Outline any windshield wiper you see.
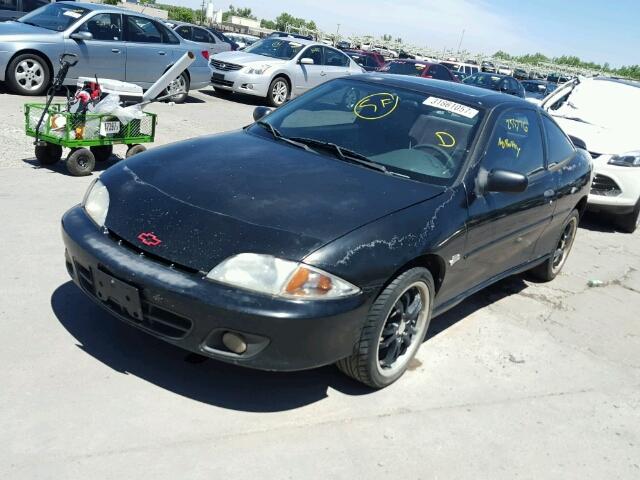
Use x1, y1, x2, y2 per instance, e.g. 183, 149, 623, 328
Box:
288, 137, 389, 174
256, 121, 316, 153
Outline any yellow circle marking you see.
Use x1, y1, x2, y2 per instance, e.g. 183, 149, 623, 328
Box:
353, 93, 399, 120
435, 131, 456, 148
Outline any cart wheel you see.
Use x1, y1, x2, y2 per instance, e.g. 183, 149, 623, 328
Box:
126, 144, 147, 158
66, 148, 95, 177
90, 145, 113, 162
35, 143, 63, 165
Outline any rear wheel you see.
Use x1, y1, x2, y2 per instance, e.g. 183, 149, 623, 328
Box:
163, 72, 189, 104
7, 53, 50, 96
337, 268, 434, 388
35, 143, 62, 165
615, 200, 640, 233
529, 210, 579, 281
66, 148, 95, 176
90, 145, 113, 162
267, 77, 289, 107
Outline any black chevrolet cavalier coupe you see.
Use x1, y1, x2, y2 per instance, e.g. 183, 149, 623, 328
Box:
62, 75, 592, 388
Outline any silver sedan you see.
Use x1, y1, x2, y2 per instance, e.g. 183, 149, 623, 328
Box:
0, 2, 211, 102
210, 37, 365, 107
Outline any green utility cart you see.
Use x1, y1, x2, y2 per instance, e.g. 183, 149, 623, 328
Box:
25, 103, 157, 176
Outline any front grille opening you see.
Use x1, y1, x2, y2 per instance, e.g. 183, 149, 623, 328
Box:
210, 59, 242, 71
591, 174, 621, 196
107, 230, 200, 275
212, 79, 234, 87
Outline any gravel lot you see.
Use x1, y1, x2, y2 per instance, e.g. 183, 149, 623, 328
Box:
1, 86, 639, 479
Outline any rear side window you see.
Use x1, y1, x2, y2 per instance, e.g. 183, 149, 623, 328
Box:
484, 109, 544, 176
324, 47, 349, 67
542, 116, 575, 165
126, 16, 162, 43
193, 27, 210, 43
175, 25, 191, 40
431, 65, 450, 80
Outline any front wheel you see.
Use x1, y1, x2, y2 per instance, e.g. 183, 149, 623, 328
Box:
337, 268, 434, 388
126, 144, 146, 158
66, 148, 95, 177
267, 77, 289, 107
7, 53, 50, 96
529, 209, 579, 281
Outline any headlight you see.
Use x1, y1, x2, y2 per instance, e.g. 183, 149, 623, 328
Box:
246, 64, 272, 75
82, 179, 109, 227
608, 151, 640, 167
206, 253, 360, 299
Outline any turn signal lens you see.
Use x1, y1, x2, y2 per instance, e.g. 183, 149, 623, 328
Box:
285, 267, 333, 296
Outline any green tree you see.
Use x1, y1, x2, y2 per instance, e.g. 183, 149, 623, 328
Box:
167, 6, 195, 23
222, 5, 257, 22
102, 0, 118, 5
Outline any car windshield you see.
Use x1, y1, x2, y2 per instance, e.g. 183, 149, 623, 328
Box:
19, 3, 89, 32
464, 73, 501, 88
244, 38, 305, 60
251, 79, 485, 186
381, 61, 428, 76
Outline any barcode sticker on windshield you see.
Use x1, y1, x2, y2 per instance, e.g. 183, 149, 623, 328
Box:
63, 11, 82, 18
423, 97, 479, 118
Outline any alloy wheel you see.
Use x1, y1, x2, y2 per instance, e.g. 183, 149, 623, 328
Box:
552, 217, 578, 274
376, 282, 429, 377
271, 80, 288, 105
15, 59, 45, 91
167, 75, 187, 97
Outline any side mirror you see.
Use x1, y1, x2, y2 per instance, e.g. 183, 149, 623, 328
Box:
253, 106, 272, 121
484, 169, 528, 193
70, 31, 93, 41
300, 57, 314, 65
568, 134, 587, 150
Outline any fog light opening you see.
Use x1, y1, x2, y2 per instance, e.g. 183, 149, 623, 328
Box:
222, 332, 247, 354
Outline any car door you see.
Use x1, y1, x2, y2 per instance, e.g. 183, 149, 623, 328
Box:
462, 107, 557, 289
64, 12, 126, 82
292, 45, 325, 96
322, 46, 351, 80
123, 15, 173, 86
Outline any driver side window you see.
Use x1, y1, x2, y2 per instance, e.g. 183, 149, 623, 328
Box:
76, 13, 122, 41
484, 109, 544, 176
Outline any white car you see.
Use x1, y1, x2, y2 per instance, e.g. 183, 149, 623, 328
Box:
440, 61, 480, 76
497, 65, 513, 75
225, 33, 259, 49
210, 37, 364, 106
542, 77, 640, 232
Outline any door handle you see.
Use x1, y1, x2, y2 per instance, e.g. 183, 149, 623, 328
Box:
320, 71, 327, 76
158, 51, 166, 56
543, 189, 555, 197
111, 48, 120, 53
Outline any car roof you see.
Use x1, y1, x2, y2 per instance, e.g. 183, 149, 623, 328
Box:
72, 1, 152, 17
593, 77, 640, 88
347, 74, 531, 109
388, 59, 434, 65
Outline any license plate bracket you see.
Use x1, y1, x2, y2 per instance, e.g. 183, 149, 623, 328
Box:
93, 268, 143, 320
212, 72, 225, 81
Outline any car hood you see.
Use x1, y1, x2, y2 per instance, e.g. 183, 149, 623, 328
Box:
212, 50, 287, 67
100, 131, 445, 272
0, 21, 59, 41
551, 117, 637, 156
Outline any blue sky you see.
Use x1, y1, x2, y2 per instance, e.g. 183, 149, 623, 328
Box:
165, 0, 639, 67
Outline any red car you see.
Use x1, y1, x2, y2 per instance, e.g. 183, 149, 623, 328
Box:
344, 49, 386, 72
380, 60, 459, 82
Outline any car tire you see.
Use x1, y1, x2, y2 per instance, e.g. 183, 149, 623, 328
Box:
126, 144, 146, 158
615, 200, 640, 233
90, 145, 113, 162
267, 76, 289, 107
336, 267, 434, 388
529, 209, 580, 282
163, 72, 189, 104
66, 148, 95, 177
7, 53, 50, 96
35, 143, 62, 165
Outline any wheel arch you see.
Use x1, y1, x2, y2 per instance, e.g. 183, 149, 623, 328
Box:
385, 253, 446, 295
271, 72, 292, 90
575, 195, 588, 218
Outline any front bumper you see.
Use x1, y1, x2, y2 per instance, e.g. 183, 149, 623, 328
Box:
587, 155, 640, 213
61, 206, 369, 371
210, 67, 270, 97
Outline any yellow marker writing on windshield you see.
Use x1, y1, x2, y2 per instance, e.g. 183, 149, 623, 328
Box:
354, 93, 399, 120
435, 131, 456, 148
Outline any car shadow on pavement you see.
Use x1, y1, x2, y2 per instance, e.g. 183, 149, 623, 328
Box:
201, 88, 266, 107
51, 281, 372, 412
22, 155, 123, 175
426, 276, 528, 340
578, 211, 620, 233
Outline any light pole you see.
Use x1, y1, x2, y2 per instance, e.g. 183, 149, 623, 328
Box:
456, 28, 465, 54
